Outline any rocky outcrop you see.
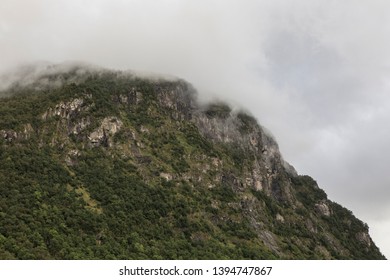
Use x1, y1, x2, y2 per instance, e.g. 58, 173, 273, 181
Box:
117, 88, 143, 106
1, 129, 18, 143
42, 98, 87, 120
40, 97, 92, 137
65, 149, 81, 166
356, 232, 371, 247
160, 172, 173, 181
88, 117, 123, 147
22, 124, 34, 139
193, 113, 242, 143
315, 201, 331, 216
1, 124, 34, 142
276, 213, 285, 223
157, 84, 196, 120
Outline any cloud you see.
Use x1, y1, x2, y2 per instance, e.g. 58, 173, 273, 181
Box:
1, 0, 390, 257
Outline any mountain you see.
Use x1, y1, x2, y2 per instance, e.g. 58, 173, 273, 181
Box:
0, 64, 385, 259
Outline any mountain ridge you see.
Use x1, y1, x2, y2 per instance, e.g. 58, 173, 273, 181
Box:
0, 64, 385, 259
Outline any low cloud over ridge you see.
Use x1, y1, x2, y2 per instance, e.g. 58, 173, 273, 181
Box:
1, 0, 390, 258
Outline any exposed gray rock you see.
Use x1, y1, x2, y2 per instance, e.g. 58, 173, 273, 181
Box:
140, 126, 150, 134
0, 126, 33, 142
65, 149, 81, 166
157, 84, 196, 120
1, 129, 18, 142
117, 88, 143, 106
160, 172, 173, 181
315, 201, 331, 216
306, 219, 318, 233
356, 232, 371, 247
42, 98, 86, 120
276, 213, 285, 223
88, 117, 123, 147
259, 230, 280, 254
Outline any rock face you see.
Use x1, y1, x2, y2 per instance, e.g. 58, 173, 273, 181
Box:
315, 201, 331, 217
42, 98, 86, 120
1, 129, 18, 143
356, 232, 371, 247
88, 117, 123, 147
0, 65, 385, 260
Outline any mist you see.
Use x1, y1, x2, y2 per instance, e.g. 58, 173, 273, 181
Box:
1, 0, 390, 258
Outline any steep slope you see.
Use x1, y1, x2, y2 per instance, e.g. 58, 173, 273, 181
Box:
0, 65, 385, 259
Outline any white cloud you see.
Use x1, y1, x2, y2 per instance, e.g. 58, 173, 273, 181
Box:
1, 0, 389, 258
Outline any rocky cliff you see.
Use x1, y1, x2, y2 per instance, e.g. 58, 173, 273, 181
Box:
0, 65, 385, 259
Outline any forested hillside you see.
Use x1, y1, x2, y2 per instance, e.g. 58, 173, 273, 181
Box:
0, 65, 385, 259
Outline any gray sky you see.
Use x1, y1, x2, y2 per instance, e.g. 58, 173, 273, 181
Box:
1, 0, 389, 258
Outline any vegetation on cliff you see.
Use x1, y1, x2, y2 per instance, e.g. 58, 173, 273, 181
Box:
0, 65, 385, 259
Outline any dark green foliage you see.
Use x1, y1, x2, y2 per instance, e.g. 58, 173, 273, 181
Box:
292, 175, 327, 207
251, 189, 279, 217
180, 124, 218, 157
204, 103, 231, 119
210, 185, 236, 203
0, 141, 276, 259
237, 111, 257, 133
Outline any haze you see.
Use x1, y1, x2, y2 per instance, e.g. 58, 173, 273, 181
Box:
1, 0, 389, 258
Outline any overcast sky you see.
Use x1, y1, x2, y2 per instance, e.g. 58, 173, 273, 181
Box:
1, 0, 389, 258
